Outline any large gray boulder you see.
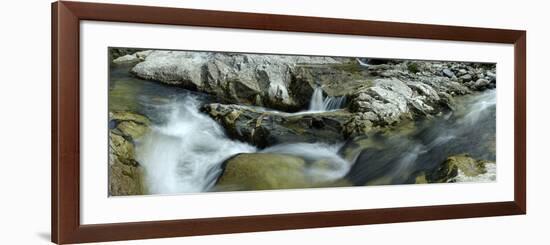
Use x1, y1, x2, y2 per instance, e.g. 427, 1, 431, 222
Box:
348, 77, 447, 127
131, 50, 349, 111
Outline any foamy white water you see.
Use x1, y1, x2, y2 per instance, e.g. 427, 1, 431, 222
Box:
309, 86, 346, 111
137, 95, 353, 194
137, 96, 256, 194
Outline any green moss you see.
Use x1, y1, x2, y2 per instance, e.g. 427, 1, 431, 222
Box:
415, 173, 428, 184
108, 131, 147, 196
109, 161, 146, 195
407, 62, 420, 74
449, 154, 487, 177
425, 154, 488, 183
116, 121, 149, 139
110, 111, 150, 125
108, 111, 151, 196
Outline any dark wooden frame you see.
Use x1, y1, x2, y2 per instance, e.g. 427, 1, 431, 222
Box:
52, 1, 526, 244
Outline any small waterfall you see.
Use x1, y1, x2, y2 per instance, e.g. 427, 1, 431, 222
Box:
308, 86, 347, 111
323, 96, 347, 111
356, 58, 370, 67
309, 86, 325, 111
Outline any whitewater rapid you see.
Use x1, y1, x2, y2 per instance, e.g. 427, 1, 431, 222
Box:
136, 96, 256, 194
137, 95, 351, 194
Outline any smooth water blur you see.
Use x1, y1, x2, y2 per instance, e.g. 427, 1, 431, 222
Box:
109, 65, 203, 121
136, 96, 257, 194
262, 143, 350, 181
110, 66, 353, 194
347, 89, 496, 185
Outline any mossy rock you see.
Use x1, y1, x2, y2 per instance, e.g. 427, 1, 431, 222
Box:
109, 111, 151, 139
110, 111, 151, 126
109, 157, 146, 196
109, 133, 136, 166
116, 121, 149, 139
310, 159, 340, 171
426, 154, 488, 183
406, 62, 421, 74
447, 154, 487, 177
414, 173, 428, 184
108, 132, 146, 195
108, 111, 151, 196
215, 153, 310, 191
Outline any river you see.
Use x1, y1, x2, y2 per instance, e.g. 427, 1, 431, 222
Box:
109, 66, 496, 194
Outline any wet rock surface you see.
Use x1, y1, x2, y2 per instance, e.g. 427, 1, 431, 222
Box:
422, 154, 492, 183
202, 103, 353, 148
108, 111, 150, 196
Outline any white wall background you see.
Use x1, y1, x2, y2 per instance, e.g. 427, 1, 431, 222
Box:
0, 0, 546, 244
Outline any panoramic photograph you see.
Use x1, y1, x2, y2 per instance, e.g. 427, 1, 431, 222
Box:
108, 48, 496, 196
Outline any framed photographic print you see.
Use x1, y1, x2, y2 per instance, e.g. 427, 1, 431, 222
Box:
52, 1, 526, 244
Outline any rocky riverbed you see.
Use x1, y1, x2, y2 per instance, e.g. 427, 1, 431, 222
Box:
108, 49, 496, 196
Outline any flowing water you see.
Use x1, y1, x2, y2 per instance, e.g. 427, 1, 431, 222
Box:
309, 86, 347, 111
110, 66, 496, 194
136, 96, 257, 193
261, 143, 350, 181
110, 67, 351, 194
346, 89, 496, 185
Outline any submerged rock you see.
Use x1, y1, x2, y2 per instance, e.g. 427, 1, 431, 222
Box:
214, 153, 308, 191
214, 152, 352, 191
202, 103, 353, 147
108, 111, 151, 196
337, 135, 374, 162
